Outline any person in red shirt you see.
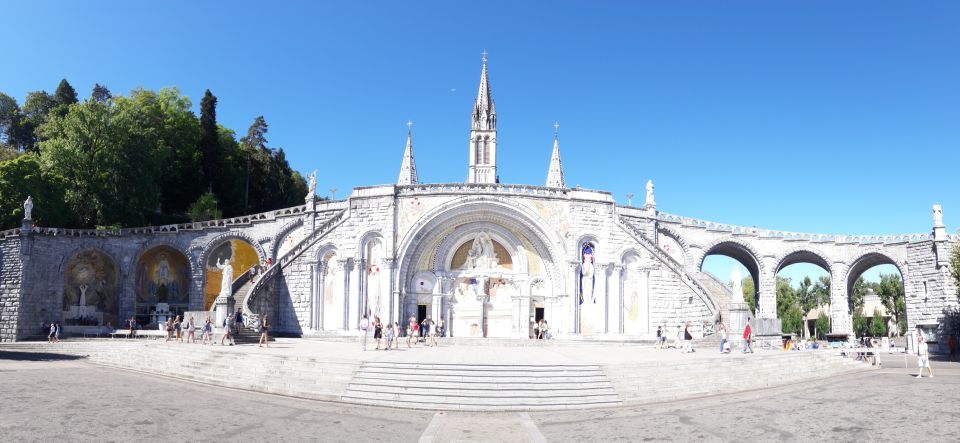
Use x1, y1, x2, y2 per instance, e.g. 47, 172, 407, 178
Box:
742, 320, 754, 354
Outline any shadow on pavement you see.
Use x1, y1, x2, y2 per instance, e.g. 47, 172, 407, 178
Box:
0, 350, 86, 361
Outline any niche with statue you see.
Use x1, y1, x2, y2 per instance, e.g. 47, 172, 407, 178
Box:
62, 250, 120, 328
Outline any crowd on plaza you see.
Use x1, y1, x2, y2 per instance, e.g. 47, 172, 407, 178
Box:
654, 320, 755, 354
357, 315, 449, 350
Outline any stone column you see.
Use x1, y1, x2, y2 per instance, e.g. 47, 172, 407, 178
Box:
569, 261, 580, 335
386, 258, 398, 324
830, 263, 851, 336
314, 263, 323, 331
343, 258, 356, 331
757, 262, 777, 319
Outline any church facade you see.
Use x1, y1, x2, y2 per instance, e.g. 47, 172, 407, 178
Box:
0, 56, 956, 342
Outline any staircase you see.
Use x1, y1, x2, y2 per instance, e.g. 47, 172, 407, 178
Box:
695, 272, 735, 326
341, 362, 622, 411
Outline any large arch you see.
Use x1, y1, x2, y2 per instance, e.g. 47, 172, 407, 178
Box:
845, 251, 907, 337
774, 248, 832, 275
62, 248, 121, 329
698, 239, 763, 304
199, 233, 267, 310
134, 245, 192, 325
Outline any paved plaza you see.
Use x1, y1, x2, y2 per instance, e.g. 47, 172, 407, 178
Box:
1, 345, 957, 442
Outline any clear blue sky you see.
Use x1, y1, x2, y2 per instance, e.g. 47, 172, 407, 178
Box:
3, 1, 956, 283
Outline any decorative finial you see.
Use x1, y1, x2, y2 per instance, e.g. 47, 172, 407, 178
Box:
553, 122, 560, 137
407, 120, 413, 133
481, 49, 488, 64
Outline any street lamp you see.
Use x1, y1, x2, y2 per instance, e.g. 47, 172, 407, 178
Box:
329, 188, 337, 200
626, 193, 634, 207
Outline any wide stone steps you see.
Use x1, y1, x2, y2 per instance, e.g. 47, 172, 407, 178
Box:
340, 362, 622, 411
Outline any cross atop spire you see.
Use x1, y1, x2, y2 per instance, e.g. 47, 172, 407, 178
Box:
545, 123, 565, 188
553, 122, 560, 137
397, 121, 418, 185
472, 50, 496, 131
481, 49, 488, 64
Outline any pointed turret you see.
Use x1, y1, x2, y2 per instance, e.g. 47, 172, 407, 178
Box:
545, 123, 565, 188
397, 121, 418, 185
468, 50, 499, 184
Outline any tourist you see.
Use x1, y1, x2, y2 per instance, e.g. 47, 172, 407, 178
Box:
385, 323, 395, 350
359, 315, 370, 351
201, 317, 213, 345
718, 323, 728, 353
373, 316, 383, 350
48, 322, 57, 343
220, 313, 234, 346
428, 318, 438, 347
249, 265, 258, 284
948, 335, 956, 362
235, 308, 244, 334
436, 319, 446, 342
127, 317, 137, 339
916, 335, 933, 378
173, 315, 183, 343
186, 315, 196, 344
541, 320, 550, 340
259, 314, 270, 347
742, 320, 753, 354
682, 322, 694, 353
407, 317, 418, 348
165, 318, 173, 341
536, 319, 545, 340
54, 322, 61, 342
421, 317, 431, 345
655, 325, 663, 350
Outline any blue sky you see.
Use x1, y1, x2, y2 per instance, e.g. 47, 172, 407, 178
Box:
3, 1, 956, 284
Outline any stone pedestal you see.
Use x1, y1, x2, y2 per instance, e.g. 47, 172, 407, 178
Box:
214, 296, 229, 328
21, 219, 33, 233
727, 302, 750, 343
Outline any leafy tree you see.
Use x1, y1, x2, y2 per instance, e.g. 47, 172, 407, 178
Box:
742, 276, 756, 315
91, 83, 112, 103
815, 314, 830, 339
776, 277, 804, 335
870, 308, 886, 337
52, 79, 78, 117
852, 307, 867, 337
188, 192, 223, 221
153, 88, 203, 215
240, 115, 269, 213
198, 89, 219, 190
17, 91, 57, 152
951, 243, 960, 302
876, 273, 905, 335
0, 92, 18, 147
0, 145, 20, 162
0, 154, 72, 228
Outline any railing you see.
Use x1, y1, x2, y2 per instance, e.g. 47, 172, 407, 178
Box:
395, 182, 613, 202
242, 209, 349, 328
617, 217, 719, 315
653, 211, 935, 245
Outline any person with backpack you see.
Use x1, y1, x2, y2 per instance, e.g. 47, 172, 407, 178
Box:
259, 314, 270, 348
220, 313, 235, 346
201, 317, 213, 345
234, 308, 244, 334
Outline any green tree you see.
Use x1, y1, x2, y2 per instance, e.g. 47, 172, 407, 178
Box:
153, 88, 203, 216
198, 89, 219, 190
52, 79, 78, 117
951, 243, 960, 302
240, 115, 269, 213
188, 191, 222, 222
742, 275, 756, 315
815, 314, 830, 339
0, 154, 71, 228
876, 273, 905, 335
0, 92, 18, 148
776, 276, 803, 335
18, 91, 57, 152
870, 308, 886, 337
91, 83, 112, 103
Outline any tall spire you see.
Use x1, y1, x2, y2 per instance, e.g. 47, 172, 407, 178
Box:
468, 50, 499, 184
397, 120, 418, 185
545, 122, 565, 188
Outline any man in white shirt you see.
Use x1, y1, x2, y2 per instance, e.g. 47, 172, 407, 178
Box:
359, 315, 370, 351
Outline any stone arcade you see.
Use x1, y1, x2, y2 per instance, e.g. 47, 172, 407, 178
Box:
0, 56, 957, 342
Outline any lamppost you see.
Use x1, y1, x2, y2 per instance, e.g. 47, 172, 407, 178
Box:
329, 188, 337, 200
626, 193, 634, 207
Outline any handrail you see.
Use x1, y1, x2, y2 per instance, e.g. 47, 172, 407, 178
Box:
616, 217, 719, 315
242, 209, 349, 327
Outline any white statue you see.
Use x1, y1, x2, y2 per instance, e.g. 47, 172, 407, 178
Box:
23, 196, 33, 220
644, 180, 656, 207
730, 267, 743, 297
580, 258, 595, 303
216, 258, 234, 296
933, 203, 944, 227
78, 284, 88, 306
307, 170, 317, 200
460, 232, 499, 271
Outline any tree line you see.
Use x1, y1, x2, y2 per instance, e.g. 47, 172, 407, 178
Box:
739, 272, 905, 338
0, 80, 309, 229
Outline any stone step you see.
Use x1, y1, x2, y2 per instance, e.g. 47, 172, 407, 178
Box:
339, 397, 621, 411
352, 373, 611, 385
344, 383, 616, 397
340, 391, 622, 407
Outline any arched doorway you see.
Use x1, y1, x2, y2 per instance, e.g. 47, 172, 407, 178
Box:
62, 249, 120, 331
699, 241, 762, 314
203, 239, 261, 310
135, 246, 191, 326
317, 247, 344, 331
774, 250, 831, 339
846, 253, 905, 340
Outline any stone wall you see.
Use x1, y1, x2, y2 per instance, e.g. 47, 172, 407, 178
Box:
1, 237, 23, 342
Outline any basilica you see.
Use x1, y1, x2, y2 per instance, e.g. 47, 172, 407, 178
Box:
0, 56, 955, 342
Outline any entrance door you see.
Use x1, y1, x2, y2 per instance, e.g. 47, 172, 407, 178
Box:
417, 304, 427, 325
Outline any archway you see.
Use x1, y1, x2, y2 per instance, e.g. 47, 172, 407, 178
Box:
203, 239, 261, 309
316, 246, 344, 331
135, 245, 191, 326
774, 250, 831, 339
62, 249, 120, 331
699, 241, 762, 313
845, 252, 905, 340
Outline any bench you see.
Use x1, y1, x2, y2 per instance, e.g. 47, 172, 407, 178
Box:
109, 329, 167, 340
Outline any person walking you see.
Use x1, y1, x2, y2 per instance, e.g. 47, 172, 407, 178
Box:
165, 318, 173, 342
916, 335, 933, 378
948, 335, 956, 362
385, 323, 395, 350
259, 314, 270, 347
421, 318, 432, 346
742, 320, 754, 354
656, 325, 663, 350
718, 323, 729, 353
48, 322, 57, 343
407, 317, 419, 348
436, 319, 445, 344
127, 317, 137, 339
201, 317, 213, 345
373, 316, 383, 350
428, 318, 438, 347
359, 315, 370, 351
220, 313, 234, 346
234, 308, 244, 335
186, 315, 196, 344
173, 315, 183, 343
682, 322, 694, 353
54, 322, 61, 342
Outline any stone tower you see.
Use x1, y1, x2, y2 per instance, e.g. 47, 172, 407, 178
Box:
397, 121, 418, 185
468, 51, 498, 184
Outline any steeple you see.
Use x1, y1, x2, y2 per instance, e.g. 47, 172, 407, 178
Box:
545, 123, 565, 188
468, 50, 498, 184
397, 120, 418, 185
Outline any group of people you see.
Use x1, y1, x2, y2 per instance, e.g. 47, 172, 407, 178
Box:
359, 315, 446, 350
533, 319, 550, 339
46, 322, 62, 342
151, 308, 269, 347
655, 320, 755, 354
248, 258, 274, 285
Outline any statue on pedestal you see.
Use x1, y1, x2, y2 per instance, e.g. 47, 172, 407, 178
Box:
307, 170, 317, 200
78, 284, 88, 306
730, 267, 743, 298
23, 196, 33, 220
216, 258, 234, 297
644, 180, 656, 207
933, 203, 944, 227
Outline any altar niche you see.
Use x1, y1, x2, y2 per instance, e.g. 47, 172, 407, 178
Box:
203, 239, 260, 310
62, 249, 120, 329
135, 246, 191, 326
447, 232, 521, 338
